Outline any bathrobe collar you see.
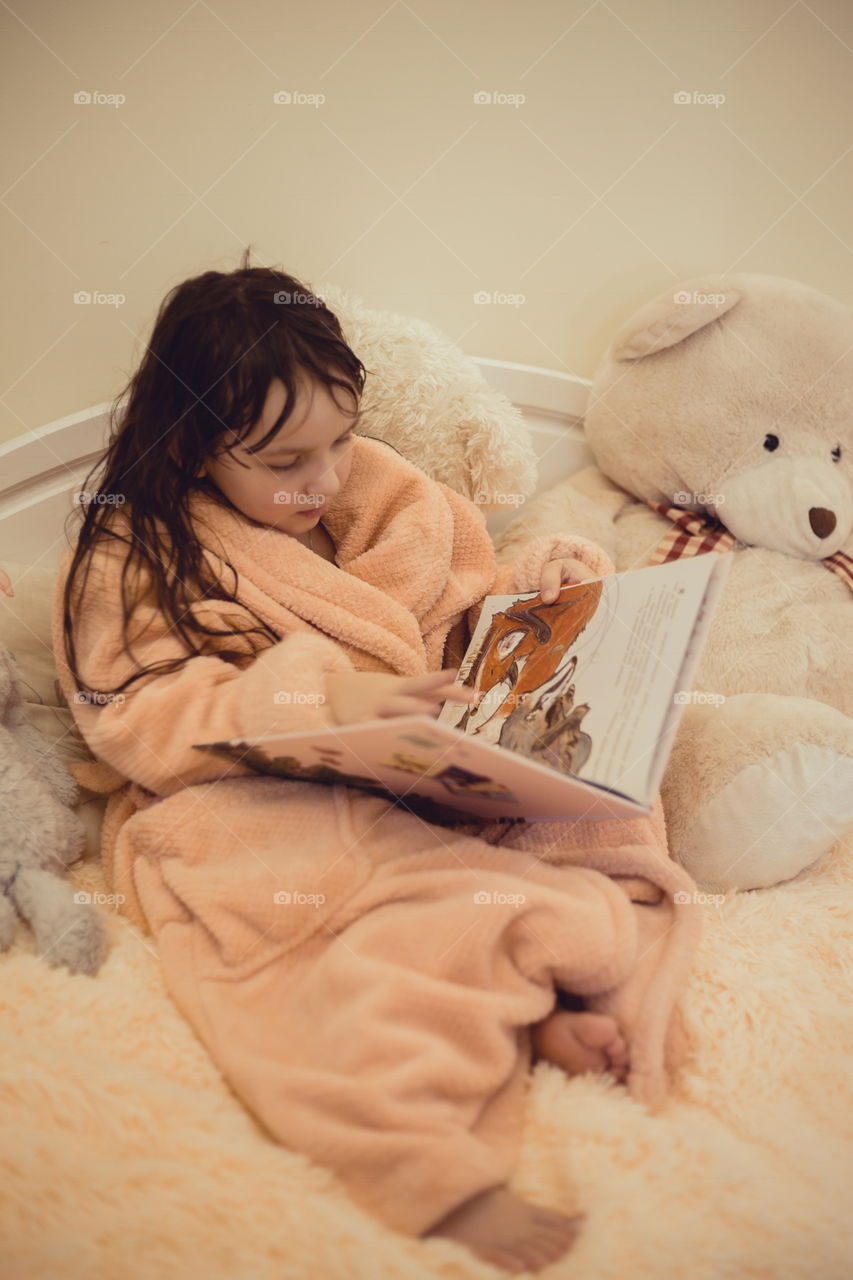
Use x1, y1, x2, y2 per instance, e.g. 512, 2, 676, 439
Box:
186, 434, 496, 674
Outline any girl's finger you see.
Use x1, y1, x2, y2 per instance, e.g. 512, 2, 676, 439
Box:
379, 696, 440, 718
447, 684, 476, 702
407, 669, 460, 689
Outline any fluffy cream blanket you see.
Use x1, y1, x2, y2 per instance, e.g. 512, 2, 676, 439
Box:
2, 832, 850, 1278
2, 423, 850, 1273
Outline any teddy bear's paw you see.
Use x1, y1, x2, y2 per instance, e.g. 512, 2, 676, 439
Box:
676, 744, 853, 892
7, 865, 109, 975
661, 693, 853, 892
41, 910, 109, 976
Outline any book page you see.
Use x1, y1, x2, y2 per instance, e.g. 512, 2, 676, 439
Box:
437, 555, 722, 801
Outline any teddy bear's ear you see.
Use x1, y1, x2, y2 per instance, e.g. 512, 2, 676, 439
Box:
610, 278, 745, 362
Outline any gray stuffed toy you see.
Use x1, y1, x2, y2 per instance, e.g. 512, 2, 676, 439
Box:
0, 569, 107, 975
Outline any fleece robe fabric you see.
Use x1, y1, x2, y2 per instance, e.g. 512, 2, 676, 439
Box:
51, 433, 702, 1238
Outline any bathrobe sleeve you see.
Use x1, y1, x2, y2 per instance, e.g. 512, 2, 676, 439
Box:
441, 485, 616, 669
51, 542, 357, 800
487, 529, 616, 596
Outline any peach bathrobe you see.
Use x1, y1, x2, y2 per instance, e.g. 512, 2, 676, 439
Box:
52, 435, 702, 1238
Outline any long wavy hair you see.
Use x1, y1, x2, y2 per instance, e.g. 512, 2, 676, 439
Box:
61, 247, 397, 700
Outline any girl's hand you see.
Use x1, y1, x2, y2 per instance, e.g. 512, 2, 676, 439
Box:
538, 557, 598, 604
325, 667, 476, 727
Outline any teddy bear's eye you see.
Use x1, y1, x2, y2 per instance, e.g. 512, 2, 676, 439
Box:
763, 433, 780, 451
832, 444, 842, 462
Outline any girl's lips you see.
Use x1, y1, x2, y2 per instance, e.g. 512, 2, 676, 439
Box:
297, 504, 326, 517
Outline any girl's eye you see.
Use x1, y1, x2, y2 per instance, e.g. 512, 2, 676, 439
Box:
269, 432, 354, 473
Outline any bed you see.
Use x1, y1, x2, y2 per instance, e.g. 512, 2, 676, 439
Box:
0, 354, 849, 1279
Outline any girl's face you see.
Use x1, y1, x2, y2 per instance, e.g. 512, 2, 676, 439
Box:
200, 376, 358, 534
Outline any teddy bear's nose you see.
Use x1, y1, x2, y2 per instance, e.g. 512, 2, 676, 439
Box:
808, 507, 837, 538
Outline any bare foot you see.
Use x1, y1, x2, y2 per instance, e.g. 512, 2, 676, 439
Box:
531, 1009, 629, 1083
426, 1185, 583, 1273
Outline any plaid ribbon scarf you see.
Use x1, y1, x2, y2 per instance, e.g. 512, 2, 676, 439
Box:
645, 499, 853, 593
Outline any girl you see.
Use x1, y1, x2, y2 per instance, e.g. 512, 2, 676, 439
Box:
52, 250, 702, 1275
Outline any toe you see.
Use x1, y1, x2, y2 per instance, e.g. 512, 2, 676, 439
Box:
533, 1012, 620, 1075
609, 1033, 629, 1065
573, 1012, 622, 1048
490, 1246, 526, 1274
533, 1211, 585, 1251
526, 1240, 563, 1269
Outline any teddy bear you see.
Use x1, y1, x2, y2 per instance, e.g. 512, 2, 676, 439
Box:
494, 273, 853, 893
0, 568, 107, 974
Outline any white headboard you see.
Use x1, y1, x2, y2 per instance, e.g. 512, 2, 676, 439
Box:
0, 359, 593, 571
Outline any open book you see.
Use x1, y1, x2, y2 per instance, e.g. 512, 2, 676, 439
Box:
194, 553, 730, 824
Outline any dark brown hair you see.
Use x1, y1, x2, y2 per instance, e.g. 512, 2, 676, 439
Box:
62, 246, 394, 700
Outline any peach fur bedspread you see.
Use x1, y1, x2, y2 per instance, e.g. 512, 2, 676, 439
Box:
0, 433, 845, 1274
44, 433, 705, 1236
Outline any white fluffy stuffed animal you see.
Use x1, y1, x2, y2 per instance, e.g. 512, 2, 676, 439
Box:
495, 274, 853, 893
0, 569, 107, 974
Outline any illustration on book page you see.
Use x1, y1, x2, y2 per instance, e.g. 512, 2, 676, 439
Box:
443, 580, 606, 776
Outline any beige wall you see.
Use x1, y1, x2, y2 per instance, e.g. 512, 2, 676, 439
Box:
2, 0, 852, 445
